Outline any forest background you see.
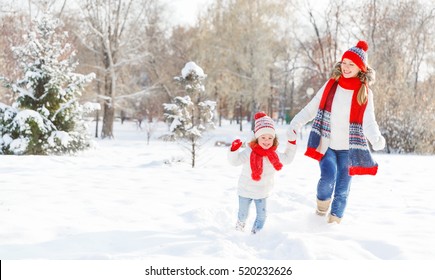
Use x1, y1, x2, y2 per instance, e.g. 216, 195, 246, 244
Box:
1, 0, 434, 154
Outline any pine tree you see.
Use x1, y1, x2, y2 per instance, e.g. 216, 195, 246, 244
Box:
0, 14, 95, 155
163, 62, 216, 167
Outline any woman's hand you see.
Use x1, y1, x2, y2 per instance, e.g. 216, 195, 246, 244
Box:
287, 129, 297, 145
371, 136, 386, 151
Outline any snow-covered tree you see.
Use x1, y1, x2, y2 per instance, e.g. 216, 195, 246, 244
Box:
0, 14, 95, 155
163, 62, 216, 167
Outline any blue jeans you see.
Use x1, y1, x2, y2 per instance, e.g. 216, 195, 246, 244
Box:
238, 196, 267, 232
317, 148, 352, 218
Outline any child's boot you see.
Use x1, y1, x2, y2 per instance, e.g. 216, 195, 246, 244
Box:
327, 214, 342, 224
316, 199, 331, 216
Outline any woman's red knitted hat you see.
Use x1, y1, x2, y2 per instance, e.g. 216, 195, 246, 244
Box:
342, 40, 369, 72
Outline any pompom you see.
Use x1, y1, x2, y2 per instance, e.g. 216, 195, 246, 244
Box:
254, 111, 267, 120
356, 40, 368, 51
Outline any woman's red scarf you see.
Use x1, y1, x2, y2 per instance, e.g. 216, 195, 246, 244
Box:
305, 77, 378, 175
249, 142, 283, 181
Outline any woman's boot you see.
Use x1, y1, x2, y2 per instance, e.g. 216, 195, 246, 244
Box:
316, 199, 331, 216
327, 213, 342, 224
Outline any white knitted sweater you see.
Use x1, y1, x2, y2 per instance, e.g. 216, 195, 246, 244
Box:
228, 142, 296, 199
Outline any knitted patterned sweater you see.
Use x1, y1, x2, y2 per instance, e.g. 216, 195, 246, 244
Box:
290, 81, 382, 150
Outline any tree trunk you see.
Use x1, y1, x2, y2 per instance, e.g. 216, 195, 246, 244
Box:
101, 102, 114, 139
191, 140, 196, 168
101, 68, 115, 138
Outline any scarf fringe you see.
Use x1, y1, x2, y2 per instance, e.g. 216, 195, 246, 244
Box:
349, 166, 378, 176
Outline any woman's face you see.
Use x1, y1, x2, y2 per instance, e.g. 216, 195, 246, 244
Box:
258, 134, 274, 149
341, 58, 360, 78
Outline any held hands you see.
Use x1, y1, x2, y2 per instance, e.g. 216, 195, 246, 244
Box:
287, 129, 297, 145
371, 135, 386, 151
230, 139, 243, 151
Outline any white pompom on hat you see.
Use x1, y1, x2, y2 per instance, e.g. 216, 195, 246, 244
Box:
254, 111, 275, 138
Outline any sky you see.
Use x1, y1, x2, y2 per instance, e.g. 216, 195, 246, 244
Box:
1, 119, 434, 279
2, 0, 212, 27
162, 0, 213, 27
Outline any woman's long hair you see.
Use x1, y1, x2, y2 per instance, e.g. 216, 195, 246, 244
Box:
331, 62, 376, 105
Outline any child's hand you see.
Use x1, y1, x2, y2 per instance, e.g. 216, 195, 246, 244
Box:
230, 139, 243, 151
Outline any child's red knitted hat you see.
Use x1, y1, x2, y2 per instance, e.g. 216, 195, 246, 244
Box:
254, 112, 275, 138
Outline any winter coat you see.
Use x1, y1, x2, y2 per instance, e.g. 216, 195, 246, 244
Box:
228, 142, 296, 199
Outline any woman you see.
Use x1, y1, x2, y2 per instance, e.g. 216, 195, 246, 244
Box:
288, 41, 385, 224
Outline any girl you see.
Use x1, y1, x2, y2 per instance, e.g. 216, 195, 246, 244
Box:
288, 41, 385, 224
228, 112, 296, 234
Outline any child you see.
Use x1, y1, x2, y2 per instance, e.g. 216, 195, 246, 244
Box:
228, 111, 296, 234
288, 41, 385, 224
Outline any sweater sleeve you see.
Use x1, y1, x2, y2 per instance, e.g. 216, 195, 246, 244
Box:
289, 82, 326, 132
227, 146, 251, 166
363, 90, 383, 145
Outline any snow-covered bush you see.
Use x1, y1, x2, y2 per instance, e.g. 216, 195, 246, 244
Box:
163, 62, 216, 167
164, 95, 195, 141
0, 14, 95, 155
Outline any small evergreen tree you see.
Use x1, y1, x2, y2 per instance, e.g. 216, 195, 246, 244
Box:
163, 62, 216, 167
0, 14, 95, 155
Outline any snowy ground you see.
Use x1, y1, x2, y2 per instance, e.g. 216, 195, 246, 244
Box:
0, 119, 434, 261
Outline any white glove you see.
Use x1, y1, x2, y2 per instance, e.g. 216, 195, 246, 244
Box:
287, 128, 297, 142
371, 135, 386, 151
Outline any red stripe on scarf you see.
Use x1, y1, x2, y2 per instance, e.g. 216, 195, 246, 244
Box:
319, 79, 338, 109
249, 143, 283, 181
338, 77, 367, 123
349, 166, 378, 176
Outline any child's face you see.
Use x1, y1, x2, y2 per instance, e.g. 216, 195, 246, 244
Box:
258, 134, 275, 149
341, 58, 360, 78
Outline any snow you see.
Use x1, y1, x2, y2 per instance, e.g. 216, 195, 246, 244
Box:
181, 61, 206, 79
0, 118, 434, 262
47, 131, 72, 147
83, 102, 101, 112
13, 110, 50, 132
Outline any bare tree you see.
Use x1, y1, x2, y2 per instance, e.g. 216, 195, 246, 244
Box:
297, 0, 347, 81
351, 0, 435, 153
76, 0, 162, 138
0, 14, 28, 103
192, 0, 291, 130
